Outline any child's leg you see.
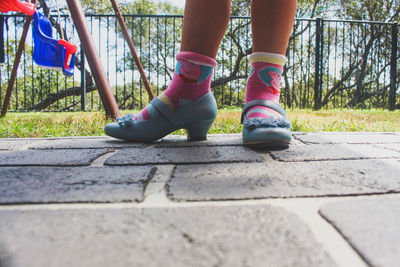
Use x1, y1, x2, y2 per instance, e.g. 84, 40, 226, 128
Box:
243, 0, 297, 145
105, 0, 231, 142
134, 0, 231, 121
251, 0, 297, 54
181, 0, 231, 58
246, 0, 297, 114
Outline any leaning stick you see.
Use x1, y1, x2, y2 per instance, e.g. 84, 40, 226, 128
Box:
109, 0, 154, 100
1, 1, 36, 117
66, 0, 120, 118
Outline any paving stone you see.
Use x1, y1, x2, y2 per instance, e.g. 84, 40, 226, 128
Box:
0, 205, 336, 267
295, 132, 400, 144
270, 143, 400, 162
374, 143, 400, 153
156, 134, 304, 147
168, 160, 400, 201
155, 134, 243, 147
0, 166, 154, 203
0, 139, 46, 150
30, 137, 144, 149
320, 198, 400, 267
0, 136, 107, 150
0, 149, 109, 166
105, 146, 266, 165
291, 131, 307, 135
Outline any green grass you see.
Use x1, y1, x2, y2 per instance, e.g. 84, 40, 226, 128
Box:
288, 109, 400, 132
0, 108, 399, 138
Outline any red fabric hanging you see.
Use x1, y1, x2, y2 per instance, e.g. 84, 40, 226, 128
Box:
0, 0, 35, 16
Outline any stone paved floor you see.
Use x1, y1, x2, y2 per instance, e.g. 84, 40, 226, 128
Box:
0, 132, 399, 267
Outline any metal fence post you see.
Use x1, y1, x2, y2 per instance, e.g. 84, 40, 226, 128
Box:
80, 46, 86, 111
0, 15, 3, 108
0, 15, 4, 64
314, 18, 322, 110
319, 19, 324, 108
389, 23, 398, 111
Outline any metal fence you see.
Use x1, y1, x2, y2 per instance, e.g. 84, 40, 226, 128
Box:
0, 14, 399, 112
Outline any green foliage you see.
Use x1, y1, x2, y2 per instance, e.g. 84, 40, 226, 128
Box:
77, 0, 114, 14
112, 81, 153, 110
340, 0, 400, 21
230, 0, 251, 16
79, 0, 183, 15
296, 0, 334, 18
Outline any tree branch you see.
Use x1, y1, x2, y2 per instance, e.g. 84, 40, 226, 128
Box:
28, 85, 96, 110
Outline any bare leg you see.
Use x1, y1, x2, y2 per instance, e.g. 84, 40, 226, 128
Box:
181, 0, 232, 58
251, 0, 297, 54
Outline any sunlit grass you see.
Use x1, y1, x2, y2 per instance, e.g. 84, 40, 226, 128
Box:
288, 109, 400, 132
0, 112, 111, 138
0, 108, 399, 138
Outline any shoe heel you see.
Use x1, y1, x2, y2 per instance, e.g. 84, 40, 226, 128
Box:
186, 120, 214, 141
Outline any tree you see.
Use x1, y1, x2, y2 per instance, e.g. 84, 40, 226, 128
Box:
320, 0, 400, 108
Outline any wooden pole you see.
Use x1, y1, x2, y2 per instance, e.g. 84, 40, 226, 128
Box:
1, 2, 36, 117
65, 0, 120, 119
109, 0, 154, 100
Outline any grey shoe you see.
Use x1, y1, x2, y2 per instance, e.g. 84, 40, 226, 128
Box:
241, 99, 292, 148
104, 92, 217, 142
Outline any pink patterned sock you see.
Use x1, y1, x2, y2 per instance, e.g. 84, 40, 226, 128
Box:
134, 51, 217, 121
245, 52, 287, 120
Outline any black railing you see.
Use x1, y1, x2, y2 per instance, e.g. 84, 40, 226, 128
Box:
0, 14, 399, 112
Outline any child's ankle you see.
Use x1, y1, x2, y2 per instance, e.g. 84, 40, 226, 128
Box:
245, 52, 287, 104
134, 51, 217, 121
163, 51, 217, 109
244, 52, 287, 120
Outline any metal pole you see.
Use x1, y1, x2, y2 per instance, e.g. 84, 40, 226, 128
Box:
109, 0, 154, 100
80, 45, 86, 111
0, 15, 3, 107
319, 18, 324, 109
314, 18, 322, 110
0, 15, 4, 64
389, 23, 398, 111
1, 2, 35, 117
65, 0, 120, 119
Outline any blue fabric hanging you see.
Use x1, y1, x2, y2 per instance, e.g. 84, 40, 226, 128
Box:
0, 15, 4, 64
32, 11, 77, 77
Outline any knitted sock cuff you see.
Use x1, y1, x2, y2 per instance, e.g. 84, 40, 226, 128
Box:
249, 52, 287, 66
177, 51, 217, 67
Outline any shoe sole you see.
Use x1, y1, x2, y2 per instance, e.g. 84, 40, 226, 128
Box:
243, 139, 290, 149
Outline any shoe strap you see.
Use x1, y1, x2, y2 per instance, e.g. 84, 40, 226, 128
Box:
241, 99, 287, 124
151, 97, 185, 128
